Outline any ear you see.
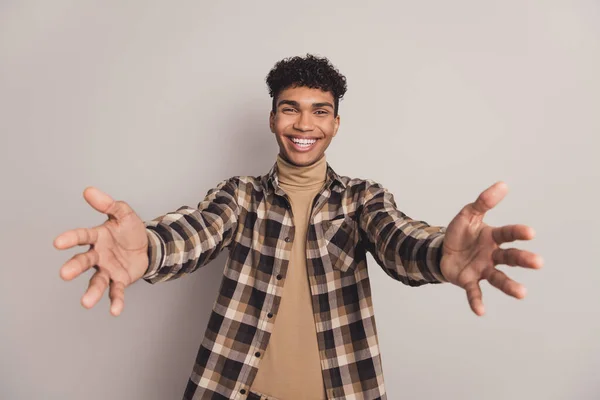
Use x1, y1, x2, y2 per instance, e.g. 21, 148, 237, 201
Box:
332, 114, 341, 137
269, 111, 275, 133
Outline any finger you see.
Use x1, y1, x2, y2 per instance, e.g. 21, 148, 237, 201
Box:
492, 248, 544, 269
492, 224, 535, 244
109, 281, 126, 316
468, 181, 508, 216
59, 249, 99, 281
464, 281, 485, 316
487, 268, 527, 299
83, 187, 134, 221
81, 269, 110, 309
54, 227, 99, 250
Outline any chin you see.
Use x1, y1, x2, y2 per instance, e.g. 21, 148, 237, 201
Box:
282, 151, 322, 167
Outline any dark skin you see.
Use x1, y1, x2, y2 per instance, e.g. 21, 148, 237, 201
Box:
270, 86, 340, 167
53, 85, 543, 317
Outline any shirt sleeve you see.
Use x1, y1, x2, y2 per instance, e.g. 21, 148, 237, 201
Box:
142, 178, 239, 284
358, 181, 448, 286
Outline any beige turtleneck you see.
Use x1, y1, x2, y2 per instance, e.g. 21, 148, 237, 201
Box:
250, 154, 327, 399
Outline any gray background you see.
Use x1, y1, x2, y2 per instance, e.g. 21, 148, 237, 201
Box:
1, 1, 599, 399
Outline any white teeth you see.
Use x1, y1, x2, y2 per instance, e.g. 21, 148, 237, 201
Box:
291, 138, 317, 147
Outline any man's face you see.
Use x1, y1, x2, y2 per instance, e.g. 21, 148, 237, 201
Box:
270, 86, 340, 167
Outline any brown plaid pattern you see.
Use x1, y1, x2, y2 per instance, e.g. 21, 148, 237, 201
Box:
143, 162, 447, 399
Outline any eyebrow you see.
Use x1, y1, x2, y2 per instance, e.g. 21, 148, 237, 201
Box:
277, 100, 334, 110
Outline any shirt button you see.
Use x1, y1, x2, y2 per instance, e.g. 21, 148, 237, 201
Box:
284, 237, 291, 242
255, 351, 261, 357
276, 274, 282, 280
240, 389, 246, 395
267, 312, 273, 318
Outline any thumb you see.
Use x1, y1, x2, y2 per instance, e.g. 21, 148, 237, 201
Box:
468, 181, 508, 216
83, 187, 133, 220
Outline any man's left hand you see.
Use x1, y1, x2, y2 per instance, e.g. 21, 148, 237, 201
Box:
440, 181, 544, 316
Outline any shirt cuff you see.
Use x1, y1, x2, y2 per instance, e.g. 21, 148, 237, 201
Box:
428, 232, 448, 283
143, 228, 165, 281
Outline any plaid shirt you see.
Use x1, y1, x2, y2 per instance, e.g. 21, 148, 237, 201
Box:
143, 161, 447, 400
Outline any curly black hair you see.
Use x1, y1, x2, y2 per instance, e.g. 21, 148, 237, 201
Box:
266, 54, 348, 117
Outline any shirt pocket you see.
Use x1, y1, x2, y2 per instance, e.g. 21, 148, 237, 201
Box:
321, 216, 360, 273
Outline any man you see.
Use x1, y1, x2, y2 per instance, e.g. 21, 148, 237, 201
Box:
54, 54, 543, 400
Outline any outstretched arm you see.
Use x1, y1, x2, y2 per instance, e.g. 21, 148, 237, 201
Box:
54, 178, 239, 316
359, 182, 447, 286
143, 178, 239, 284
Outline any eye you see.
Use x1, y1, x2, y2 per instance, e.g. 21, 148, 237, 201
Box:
315, 110, 328, 115
282, 108, 297, 113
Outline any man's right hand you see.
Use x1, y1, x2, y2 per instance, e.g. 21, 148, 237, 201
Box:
54, 187, 149, 316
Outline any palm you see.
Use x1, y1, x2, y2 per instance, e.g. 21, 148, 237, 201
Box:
439, 182, 543, 316
441, 211, 495, 284
54, 187, 149, 316
94, 213, 148, 283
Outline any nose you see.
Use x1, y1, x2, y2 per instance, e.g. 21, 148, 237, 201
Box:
293, 112, 314, 132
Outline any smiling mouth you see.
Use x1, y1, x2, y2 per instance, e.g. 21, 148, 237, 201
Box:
287, 136, 319, 151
